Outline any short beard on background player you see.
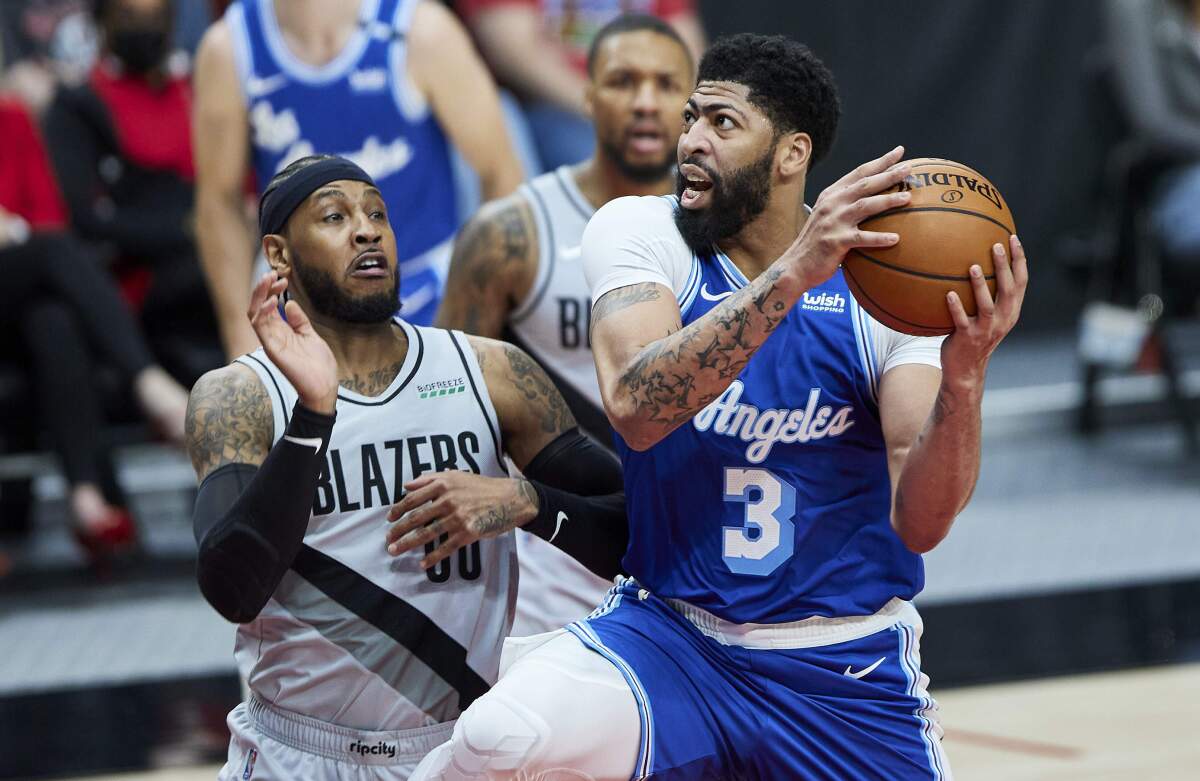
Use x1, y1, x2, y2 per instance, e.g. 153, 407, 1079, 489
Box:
674, 146, 774, 255
291, 250, 401, 324
599, 135, 676, 185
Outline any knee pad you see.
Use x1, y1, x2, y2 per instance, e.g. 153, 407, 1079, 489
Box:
446, 692, 550, 779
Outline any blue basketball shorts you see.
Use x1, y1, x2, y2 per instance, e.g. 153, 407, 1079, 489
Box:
567, 580, 951, 781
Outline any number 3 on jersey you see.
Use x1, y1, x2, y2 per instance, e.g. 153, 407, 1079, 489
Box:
722, 467, 796, 576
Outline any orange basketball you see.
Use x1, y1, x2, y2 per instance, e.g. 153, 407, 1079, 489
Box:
842, 158, 1017, 336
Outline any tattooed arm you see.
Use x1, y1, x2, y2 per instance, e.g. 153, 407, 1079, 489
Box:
387, 338, 628, 578
435, 193, 538, 337
185, 363, 274, 480
588, 149, 916, 451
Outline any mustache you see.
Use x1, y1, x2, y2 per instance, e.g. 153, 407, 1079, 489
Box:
678, 156, 722, 187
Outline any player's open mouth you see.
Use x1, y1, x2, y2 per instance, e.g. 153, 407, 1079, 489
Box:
679, 164, 714, 208
349, 250, 390, 278
627, 123, 666, 155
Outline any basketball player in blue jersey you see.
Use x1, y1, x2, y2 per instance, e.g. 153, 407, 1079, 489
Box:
410, 34, 1028, 781
193, 0, 523, 358
436, 14, 693, 637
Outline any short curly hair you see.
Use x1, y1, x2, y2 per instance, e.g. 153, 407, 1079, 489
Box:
697, 33, 841, 166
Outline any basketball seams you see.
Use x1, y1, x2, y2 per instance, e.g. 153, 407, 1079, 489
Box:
843, 263, 950, 336
862, 206, 1014, 237
847, 249, 997, 283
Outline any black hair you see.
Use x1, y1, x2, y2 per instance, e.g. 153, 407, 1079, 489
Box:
586, 13, 692, 76
258, 154, 341, 234
696, 33, 840, 166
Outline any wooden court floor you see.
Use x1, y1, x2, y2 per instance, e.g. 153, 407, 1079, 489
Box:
77, 663, 1199, 781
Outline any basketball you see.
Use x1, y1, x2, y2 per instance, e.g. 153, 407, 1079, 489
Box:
843, 158, 1017, 336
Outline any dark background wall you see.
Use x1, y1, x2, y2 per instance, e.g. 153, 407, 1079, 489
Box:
698, 0, 1109, 332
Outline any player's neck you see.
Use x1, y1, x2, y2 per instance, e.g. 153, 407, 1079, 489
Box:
717, 194, 810, 282
273, 0, 363, 66
312, 317, 409, 389
573, 158, 674, 210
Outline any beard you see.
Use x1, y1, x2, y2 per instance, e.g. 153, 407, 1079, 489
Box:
674, 146, 775, 255
291, 251, 401, 324
600, 135, 675, 185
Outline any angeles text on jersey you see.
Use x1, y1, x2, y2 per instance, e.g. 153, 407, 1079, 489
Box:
692, 380, 856, 463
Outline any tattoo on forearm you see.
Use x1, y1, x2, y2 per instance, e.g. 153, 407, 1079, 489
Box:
503, 344, 573, 434
185, 369, 273, 478
610, 266, 793, 430
476, 479, 538, 536
342, 360, 404, 397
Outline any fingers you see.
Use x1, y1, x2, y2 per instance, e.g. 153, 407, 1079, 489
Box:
946, 290, 971, 332
854, 162, 913, 201
849, 229, 901, 250
420, 534, 469, 570
835, 145, 905, 189
853, 190, 912, 221
968, 264, 995, 320
282, 300, 312, 334
1010, 235, 1029, 290
388, 511, 447, 554
387, 478, 444, 521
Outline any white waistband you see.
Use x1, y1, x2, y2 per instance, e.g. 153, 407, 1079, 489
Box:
246, 695, 454, 764
667, 597, 919, 650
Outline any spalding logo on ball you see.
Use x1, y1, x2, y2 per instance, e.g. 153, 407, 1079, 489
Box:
842, 158, 1017, 336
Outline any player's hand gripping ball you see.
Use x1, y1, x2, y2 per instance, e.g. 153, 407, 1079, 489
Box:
842, 158, 1017, 336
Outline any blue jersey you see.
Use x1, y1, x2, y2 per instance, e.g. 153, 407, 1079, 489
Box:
612, 206, 924, 624
226, 0, 457, 324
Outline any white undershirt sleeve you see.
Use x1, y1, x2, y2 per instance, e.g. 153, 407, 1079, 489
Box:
869, 317, 946, 377
582, 196, 696, 302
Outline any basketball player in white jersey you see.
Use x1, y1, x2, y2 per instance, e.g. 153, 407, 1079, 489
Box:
185, 155, 627, 780
436, 14, 693, 636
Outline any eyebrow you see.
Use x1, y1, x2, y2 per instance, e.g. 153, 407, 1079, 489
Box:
686, 98, 747, 120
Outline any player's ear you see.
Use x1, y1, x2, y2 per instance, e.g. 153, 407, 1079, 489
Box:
262, 234, 292, 278
778, 131, 812, 178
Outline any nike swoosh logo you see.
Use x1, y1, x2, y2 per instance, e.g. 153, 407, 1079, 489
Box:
283, 435, 323, 454
559, 245, 582, 260
699, 283, 733, 302
844, 656, 886, 680
549, 511, 568, 543
246, 73, 289, 97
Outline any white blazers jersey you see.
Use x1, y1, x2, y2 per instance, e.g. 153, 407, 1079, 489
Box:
233, 320, 517, 732
505, 166, 613, 637
508, 166, 610, 443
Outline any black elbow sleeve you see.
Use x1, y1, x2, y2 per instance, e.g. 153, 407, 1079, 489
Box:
191, 403, 335, 623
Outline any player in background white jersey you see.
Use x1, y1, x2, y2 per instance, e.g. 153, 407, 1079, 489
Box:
436, 14, 693, 635
185, 155, 627, 780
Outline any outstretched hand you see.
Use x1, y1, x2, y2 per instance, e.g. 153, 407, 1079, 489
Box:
941, 236, 1029, 385
247, 271, 339, 413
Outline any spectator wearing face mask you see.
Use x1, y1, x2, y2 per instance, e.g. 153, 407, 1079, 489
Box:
41, 0, 221, 384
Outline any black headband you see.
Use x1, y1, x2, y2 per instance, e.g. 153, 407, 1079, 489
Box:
258, 157, 377, 237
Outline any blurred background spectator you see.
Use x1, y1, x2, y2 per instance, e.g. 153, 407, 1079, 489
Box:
0, 95, 189, 569
193, 0, 522, 357
456, 0, 705, 173
1105, 0, 1200, 269
42, 0, 223, 385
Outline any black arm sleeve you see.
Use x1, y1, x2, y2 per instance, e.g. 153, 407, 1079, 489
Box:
520, 428, 628, 580
191, 403, 335, 623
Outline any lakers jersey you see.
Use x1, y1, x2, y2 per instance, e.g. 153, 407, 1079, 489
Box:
233, 320, 516, 731
504, 166, 614, 636
583, 196, 945, 625
225, 0, 457, 324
